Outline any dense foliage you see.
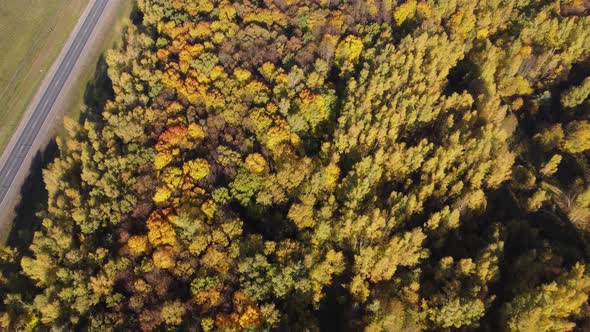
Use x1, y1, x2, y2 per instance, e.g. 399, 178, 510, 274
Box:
2, 0, 590, 330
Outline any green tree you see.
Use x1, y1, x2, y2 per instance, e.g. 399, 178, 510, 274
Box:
501, 263, 590, 332
561, 76, 590, 108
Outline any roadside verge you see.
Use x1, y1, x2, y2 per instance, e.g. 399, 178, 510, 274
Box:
0, 0, 125, 243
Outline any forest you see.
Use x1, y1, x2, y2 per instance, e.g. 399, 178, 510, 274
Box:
1, 0, 590, 330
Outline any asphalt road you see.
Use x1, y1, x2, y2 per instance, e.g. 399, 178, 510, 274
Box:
0, 0, 108, 205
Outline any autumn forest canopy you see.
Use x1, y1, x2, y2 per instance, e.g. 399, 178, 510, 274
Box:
2, 0, 590, 330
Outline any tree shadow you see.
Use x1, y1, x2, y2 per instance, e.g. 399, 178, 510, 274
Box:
80, 53, 114, 124
79, 1, 141, 124
7, 50, 115, 252
6, 140, 56, 253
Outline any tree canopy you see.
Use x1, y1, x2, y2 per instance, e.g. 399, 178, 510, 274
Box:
2, 0, 590, 331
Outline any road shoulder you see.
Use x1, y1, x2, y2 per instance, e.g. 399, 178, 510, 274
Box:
0, 0, 125, 243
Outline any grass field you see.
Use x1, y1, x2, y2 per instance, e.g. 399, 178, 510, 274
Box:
0, 0, 89, 154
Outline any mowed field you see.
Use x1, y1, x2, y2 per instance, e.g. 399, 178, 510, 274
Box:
0, 0, 89, 154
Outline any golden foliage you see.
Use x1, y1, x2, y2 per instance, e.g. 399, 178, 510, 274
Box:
128, 235, 149, 256
147, 212, 178, 247
245, 153, 267, 174
153, 247, 176, 269
184, 158, 210, 181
